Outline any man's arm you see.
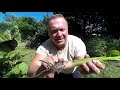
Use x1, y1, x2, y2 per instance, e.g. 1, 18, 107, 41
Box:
27, 53, 59, 78
27, 53, 46, 77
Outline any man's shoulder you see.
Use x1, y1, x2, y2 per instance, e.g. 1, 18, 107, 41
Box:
37, 38, 51, 51
68, 35, 81, 40
68, 35, 85, 45
41, 38, 51, 46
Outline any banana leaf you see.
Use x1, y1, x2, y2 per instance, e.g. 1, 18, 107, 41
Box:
0, 29, 12, 43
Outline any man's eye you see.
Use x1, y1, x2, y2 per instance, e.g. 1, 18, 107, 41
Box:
51, 30, 57, 34
60, 29, 64, 31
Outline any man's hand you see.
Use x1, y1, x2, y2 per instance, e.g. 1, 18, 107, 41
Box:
78, 54, 105, 74
37, 54, 64, 78
41, 54, 63, 69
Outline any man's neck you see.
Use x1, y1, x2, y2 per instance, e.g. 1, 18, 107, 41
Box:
52, 41, 67, 51
56, 45, 65, 51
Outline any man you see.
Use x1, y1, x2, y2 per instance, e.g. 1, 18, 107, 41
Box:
27, 14, 105, 78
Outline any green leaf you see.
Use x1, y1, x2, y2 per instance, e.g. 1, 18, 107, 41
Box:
0, 30, 12, 43
4, 51, 21, 61
18, 62, 28, 74
10, 65, 20, 74
10, 62, 28, 75
106, 50, 120, 57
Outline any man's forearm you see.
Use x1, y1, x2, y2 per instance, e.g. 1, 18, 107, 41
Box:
27, 63, 40, 77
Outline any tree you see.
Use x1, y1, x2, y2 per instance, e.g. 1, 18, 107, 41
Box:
54, 12, 120, 39
27, 15, 49, 49
15, 16, 38, 41
2, 12, 6, 14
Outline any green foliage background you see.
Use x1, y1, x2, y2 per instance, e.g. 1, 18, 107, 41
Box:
0, 13, 48, 78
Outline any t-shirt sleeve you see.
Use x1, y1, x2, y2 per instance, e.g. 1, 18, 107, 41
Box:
74, 38, 87, 57
36, 40, 49, 56
36, 45, 47, 56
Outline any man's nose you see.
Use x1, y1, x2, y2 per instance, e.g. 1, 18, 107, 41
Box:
57, 30, 62, 36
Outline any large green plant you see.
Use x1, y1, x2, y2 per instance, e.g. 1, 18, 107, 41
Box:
0, 47, 35, 78
0, 20, 21, 44
0, 29, 12, 43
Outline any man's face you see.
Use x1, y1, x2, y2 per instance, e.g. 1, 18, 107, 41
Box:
48, 17, 68, 49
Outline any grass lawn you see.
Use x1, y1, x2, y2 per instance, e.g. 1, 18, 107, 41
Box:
1, 46, 120, 78
15, 46, 36, 65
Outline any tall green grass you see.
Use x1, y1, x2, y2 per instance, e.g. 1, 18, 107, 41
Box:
86, 36, 120, 57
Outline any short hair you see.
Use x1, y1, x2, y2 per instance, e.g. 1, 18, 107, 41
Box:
47, 14, 66, 26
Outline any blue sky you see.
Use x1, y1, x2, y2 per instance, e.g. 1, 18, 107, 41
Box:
0, 12, 53, 21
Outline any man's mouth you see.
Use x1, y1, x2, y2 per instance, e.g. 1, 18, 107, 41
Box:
56, 38, 63, 42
